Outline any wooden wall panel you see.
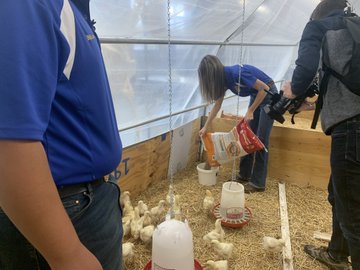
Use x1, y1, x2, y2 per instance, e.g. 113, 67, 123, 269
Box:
188, 118, 202, 166
113, 134, 170, 197
269, 113, 330, 189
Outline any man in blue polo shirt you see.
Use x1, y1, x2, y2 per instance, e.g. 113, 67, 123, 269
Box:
0, 1, 123, 269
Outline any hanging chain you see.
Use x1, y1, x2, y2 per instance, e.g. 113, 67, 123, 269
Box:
231, 0, 246, 182
167, 0, 175, 219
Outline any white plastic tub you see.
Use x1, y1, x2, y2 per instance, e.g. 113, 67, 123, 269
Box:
196, 163, 219, 186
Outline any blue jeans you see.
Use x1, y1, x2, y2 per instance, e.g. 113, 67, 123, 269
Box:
0, 180, 123, 270
239, 85, 276, 189
327, 115, 360, 269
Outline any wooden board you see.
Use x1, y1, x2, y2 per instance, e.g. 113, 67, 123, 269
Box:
313, 231, 331, 242
113, 133, 170, 197
268, 125, 331, 189
279, 183, 294, 270
188, 118, 202, 165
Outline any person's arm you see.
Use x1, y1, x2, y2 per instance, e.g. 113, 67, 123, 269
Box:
244, 79, 269, 121
291, 21, 325, 96
199, 96, 225, 137
0, 140, 102, 270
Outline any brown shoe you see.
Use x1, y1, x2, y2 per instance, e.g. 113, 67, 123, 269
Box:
304, 245, 350, 270
244, 183, 265, 193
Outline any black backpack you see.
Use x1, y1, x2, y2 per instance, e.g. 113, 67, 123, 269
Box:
324, 13, 360, 96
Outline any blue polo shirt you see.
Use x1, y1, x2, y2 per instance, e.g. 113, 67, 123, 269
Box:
224, 65, 273, 97
0, 0, 122, 186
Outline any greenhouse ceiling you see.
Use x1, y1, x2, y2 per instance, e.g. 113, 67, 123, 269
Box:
90, 0, 360, 147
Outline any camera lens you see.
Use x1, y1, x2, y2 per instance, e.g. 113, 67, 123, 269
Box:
272, 96, 292, 115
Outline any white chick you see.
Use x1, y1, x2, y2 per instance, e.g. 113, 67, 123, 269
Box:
122, 219, 131, 237
150, 200, 166, 224
203, 230, 222, 244
214, 219, 225, 241
141, 210, 152, 227
140, 225, 155, 244
122, 214, 132, 224
120, 191, 131, 208
203, 219, 225, 244
135, 200, 148, 216
211, 240, 234, 260
123, 200, 134, 217
262, 236, 285, 253
122, 242, 135, 264
130, 208, 143, 239
203, 190, 215, 213
205, 260, 228, 270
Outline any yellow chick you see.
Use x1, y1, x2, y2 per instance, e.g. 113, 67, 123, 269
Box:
203, 230, 222, 244
205, 260, 228, 270
141, 210, 152, 227
130, 208, 143, 239
122, 242, 135, 264
203, 219, 225, 244
135, 200, 148, 216
123, 200, 134, 217
122, 212, 133, 224
211, 240, 234, 260
120, 191, 131, 208
203, 190, 215, 213
150, 200, 166, 224
214, 219, 225, 242
140, 225, 155, 244
122, 219, 131, 237
262, 236, 285, 253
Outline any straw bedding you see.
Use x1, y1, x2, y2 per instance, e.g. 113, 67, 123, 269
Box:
123, 163, 331, 270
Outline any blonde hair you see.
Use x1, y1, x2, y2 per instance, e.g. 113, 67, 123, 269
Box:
198, 55, 226, 103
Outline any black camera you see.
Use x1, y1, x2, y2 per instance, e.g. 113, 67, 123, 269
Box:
264, 81, 319, 124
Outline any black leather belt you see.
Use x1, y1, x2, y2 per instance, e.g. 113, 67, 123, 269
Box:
57, 177, 105, 198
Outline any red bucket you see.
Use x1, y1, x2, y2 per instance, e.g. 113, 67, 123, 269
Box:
144, 259, 203, 270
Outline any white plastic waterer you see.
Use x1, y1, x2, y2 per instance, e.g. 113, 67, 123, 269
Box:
220, 182, 245, 219
151, 219, 194, 270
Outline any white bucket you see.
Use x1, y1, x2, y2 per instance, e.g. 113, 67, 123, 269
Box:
197, 163, 219, 186
152, 219, 194, 270
220, 182, 245, 219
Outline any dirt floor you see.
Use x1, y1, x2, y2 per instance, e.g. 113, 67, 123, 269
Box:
123, 163, 332, 270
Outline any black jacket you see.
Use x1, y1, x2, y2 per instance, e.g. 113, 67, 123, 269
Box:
291, 10, 346, 96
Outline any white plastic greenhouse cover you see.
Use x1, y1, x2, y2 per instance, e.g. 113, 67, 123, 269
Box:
90, 0, 360, 147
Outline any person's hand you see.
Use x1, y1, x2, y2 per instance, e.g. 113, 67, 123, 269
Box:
244, 110, 254, 122
199, 126, 207, 137
296, 100, 316, 112
50, 243, 103, 270
282, 81, 296, 99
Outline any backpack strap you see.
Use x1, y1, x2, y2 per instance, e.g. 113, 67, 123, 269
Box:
311, 67, 331, 129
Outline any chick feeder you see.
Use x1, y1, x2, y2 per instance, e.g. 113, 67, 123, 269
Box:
144, 219, 203, 270
213, 181, 252, 228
